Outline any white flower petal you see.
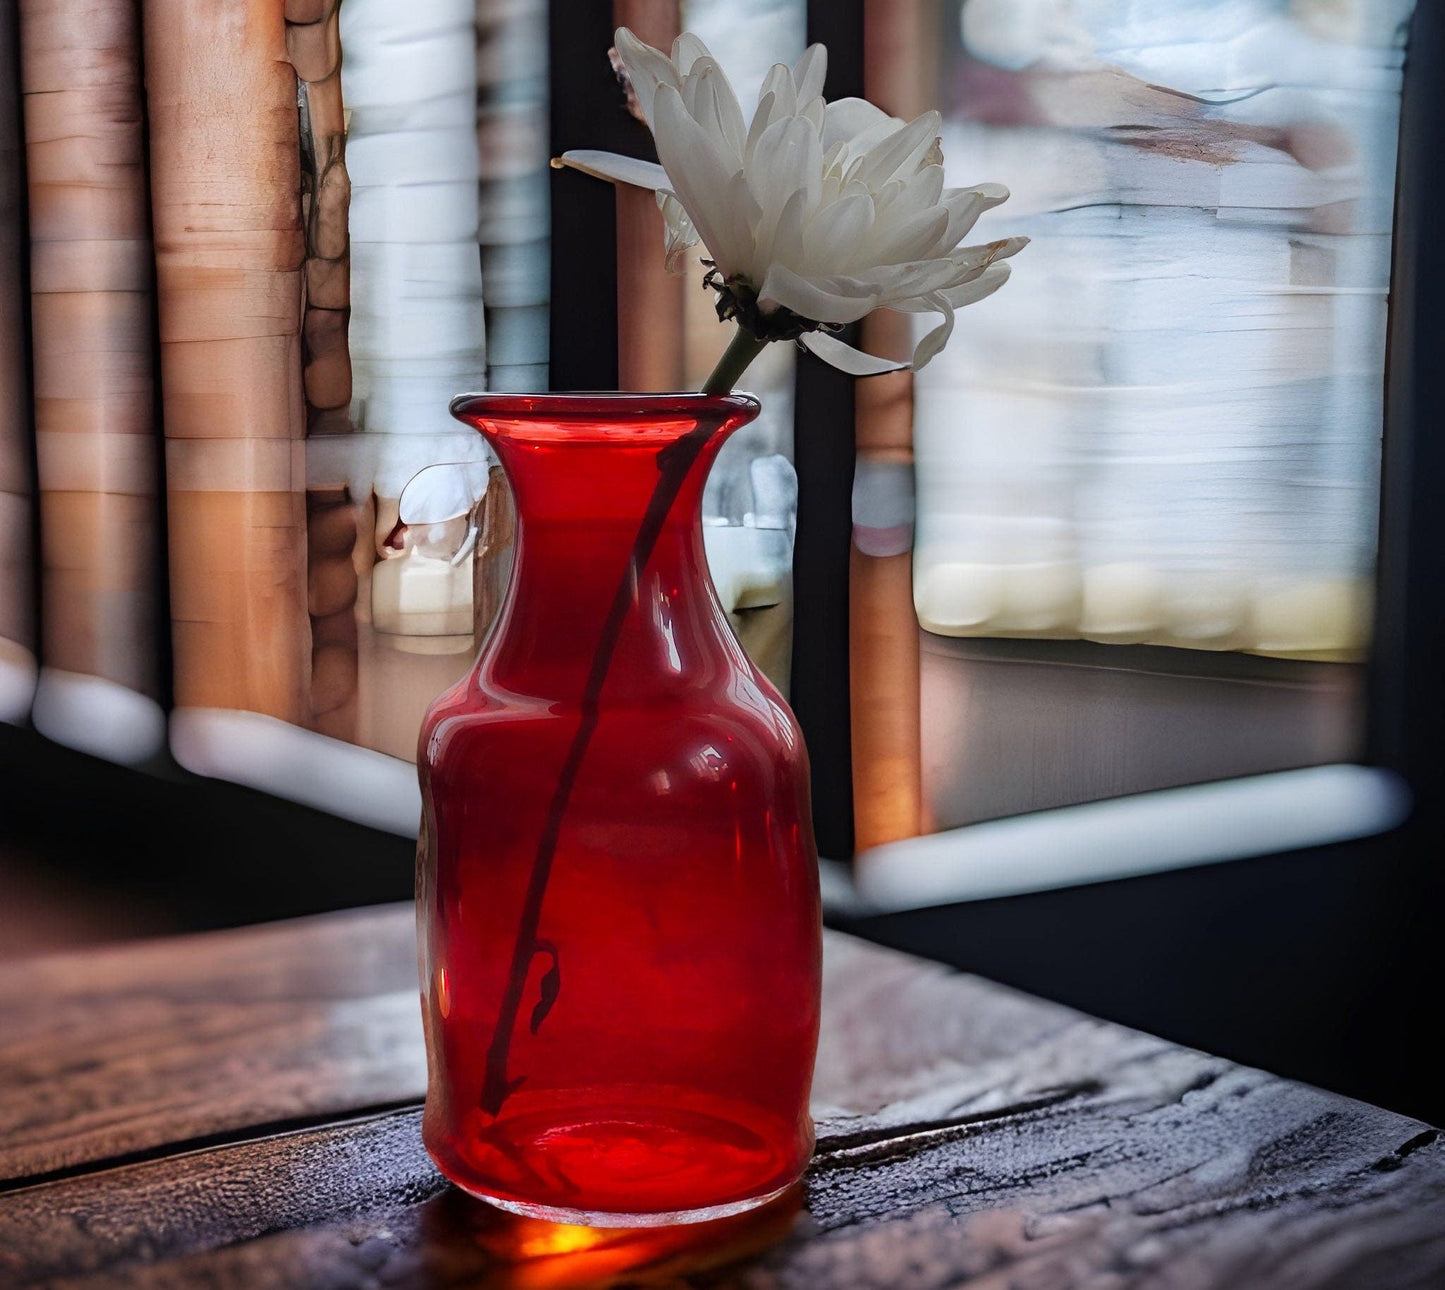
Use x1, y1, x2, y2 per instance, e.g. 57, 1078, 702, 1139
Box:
799, 330, 910, 375
870, 162, 946, 225
656, 191, 699, 273
840, 119, 909, 174
966, 181, 1011, 204
653, 83, 754, 276
594, 29, 1026, 367
761, 186, 809, 274
909, 292, 954, 370
671, 31, 710, 74
853, 110, 943, 190
867, 237, 1019, 303
745, 91, 776, 163
866, 258, 954, 301
725, 166, 764, 258
554, 149, 669, 192
822, 97, 896, 151
866, 205, 949, 268
792, 44, 827, 104
905, 163, 947, 216
802, 191, 874, 275
748, 115, 823, 225
869, 177, 907, 215
757, 63, 797, 122
940, 260, 1013, 309
889, 261, 1014, 312
613, 27, 679, 128
805, 266, 1014, 375
863, 235, 1025, 303
943, 234, 1030, 283
938, 183, 1009, 247
757, 262, 879, 324
683, 58, 746, 161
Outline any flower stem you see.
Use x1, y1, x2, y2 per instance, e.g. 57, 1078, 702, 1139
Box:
479, 424, 713, 1119
479, 325, 767, 1119
702, 326, 768, 395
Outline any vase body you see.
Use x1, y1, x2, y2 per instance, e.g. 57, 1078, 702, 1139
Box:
417, 392, 822, 1226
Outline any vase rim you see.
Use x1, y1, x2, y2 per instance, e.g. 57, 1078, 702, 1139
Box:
450, 391, 762, 448
450, 391, 760, 420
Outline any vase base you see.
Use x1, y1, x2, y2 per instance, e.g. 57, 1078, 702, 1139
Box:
452, 1179, 796, 1228
427, 1085, 811, 1227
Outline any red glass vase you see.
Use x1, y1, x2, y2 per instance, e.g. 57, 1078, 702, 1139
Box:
417, 392, 822, 1226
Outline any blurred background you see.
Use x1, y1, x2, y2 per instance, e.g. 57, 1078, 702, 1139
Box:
2, 0, 1442, 1125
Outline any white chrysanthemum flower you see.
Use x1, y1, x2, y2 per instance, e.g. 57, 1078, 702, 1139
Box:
556, 28, 1027, 375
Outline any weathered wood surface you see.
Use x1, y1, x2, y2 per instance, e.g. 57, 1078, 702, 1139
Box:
1, 905, 1442, 1289
0, 905, 424, 1183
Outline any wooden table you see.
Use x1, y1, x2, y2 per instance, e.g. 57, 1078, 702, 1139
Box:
1, 904, 1442, 1288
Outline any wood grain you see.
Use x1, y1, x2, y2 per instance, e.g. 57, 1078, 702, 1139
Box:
0, 906, 424, 1185
1, 905, 1442, 1288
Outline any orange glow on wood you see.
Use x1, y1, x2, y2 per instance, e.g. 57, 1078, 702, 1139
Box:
437, 1181, 803, 1285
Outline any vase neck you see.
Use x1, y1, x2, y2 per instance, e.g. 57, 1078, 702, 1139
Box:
450, 394, 761, 700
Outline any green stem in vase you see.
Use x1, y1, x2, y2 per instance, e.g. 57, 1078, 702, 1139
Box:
701, 326, 768, 395
479, 328, 769, 1119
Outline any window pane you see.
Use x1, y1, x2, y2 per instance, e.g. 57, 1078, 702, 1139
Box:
916, 0, 1414, 660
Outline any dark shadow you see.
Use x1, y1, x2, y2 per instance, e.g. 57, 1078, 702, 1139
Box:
0, 722, 414, 939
